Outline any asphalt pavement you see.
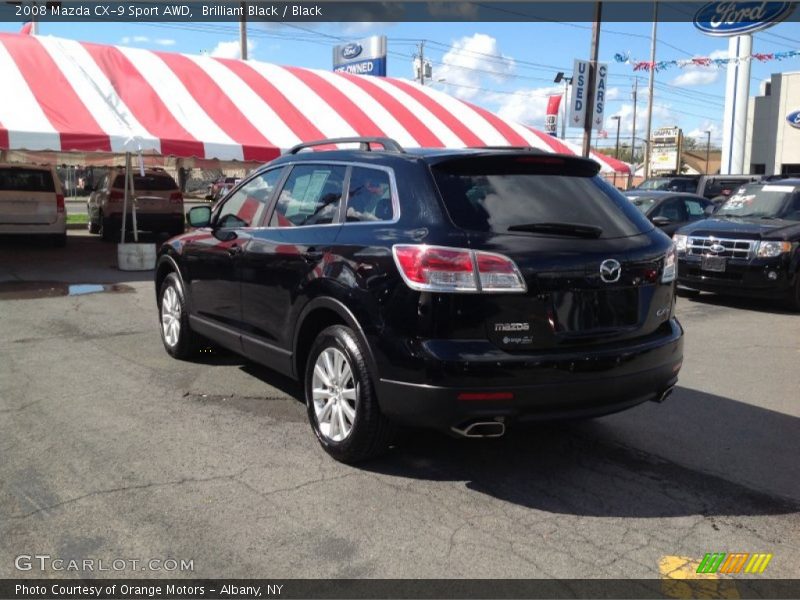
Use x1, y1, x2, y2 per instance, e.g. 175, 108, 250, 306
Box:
1, 231, 798, 581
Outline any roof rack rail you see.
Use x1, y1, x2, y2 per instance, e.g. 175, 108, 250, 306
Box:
475, 146, 542, 152
287, 137, 405, 155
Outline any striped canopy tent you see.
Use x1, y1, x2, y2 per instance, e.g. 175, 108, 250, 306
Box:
0, 33, 629, 175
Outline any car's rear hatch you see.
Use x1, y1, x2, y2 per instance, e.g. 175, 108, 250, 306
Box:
0, 167, 58, 224
112, 173, 181, 214
429, 153, 674, 350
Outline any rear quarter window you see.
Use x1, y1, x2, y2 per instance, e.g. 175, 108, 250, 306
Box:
432, 159, 652, 239
0, 169, 55, 192
112, 174, 178, 191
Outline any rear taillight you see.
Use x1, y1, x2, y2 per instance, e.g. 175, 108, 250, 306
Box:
392, 245, 526, 293
56, 194, 64, 213
170, 192, 184, 204
108, 190, 124, 203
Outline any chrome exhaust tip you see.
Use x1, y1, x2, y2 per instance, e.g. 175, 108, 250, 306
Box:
653, 386, 675, 403
451, 420, 506, 438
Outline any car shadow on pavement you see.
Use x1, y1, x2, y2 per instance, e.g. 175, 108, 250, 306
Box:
359, 386, 800, 519
678, 290, 797, 315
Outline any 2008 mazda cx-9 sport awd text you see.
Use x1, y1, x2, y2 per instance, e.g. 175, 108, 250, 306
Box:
154, 138, 684, 463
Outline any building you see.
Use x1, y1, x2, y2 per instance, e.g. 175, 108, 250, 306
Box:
745, 71, 800, 176
682, 150, 721, 176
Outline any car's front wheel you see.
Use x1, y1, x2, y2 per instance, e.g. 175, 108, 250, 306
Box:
305, 325, 394, 463
159, 273, 200, 359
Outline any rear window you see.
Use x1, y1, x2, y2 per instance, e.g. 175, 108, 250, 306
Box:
0, 168, 55, 192
432, 158, 651, 239
112, 174, 177, 191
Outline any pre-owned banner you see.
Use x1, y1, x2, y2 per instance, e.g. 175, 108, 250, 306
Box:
544, 94, 562, 137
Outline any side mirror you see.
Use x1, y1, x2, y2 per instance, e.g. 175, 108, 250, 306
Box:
187, 205, 212, 228
704, 205, 715, 216
651, 215, 672, 227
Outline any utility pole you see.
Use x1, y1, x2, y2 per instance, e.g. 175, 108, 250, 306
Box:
644, 1, 658, 179
582, 2, 602, 158
561, 78, 571, 140
417, 41, 425, 85
630, 76, 638, 187
705, 130, 712, 174
239, 2, 248, 60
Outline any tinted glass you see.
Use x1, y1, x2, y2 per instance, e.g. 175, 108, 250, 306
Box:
270, 165, 346, 227
0, 169, 55, 192
346, 167, 394, 222
112, 174, 178, 191
684, 198, 707, 218
637, 178, 669, 191
434, 168, 650, 239
717, 183, 799, 219
216, 169, 283, 229
651, 198, 687, 221
628, 196, 658, 214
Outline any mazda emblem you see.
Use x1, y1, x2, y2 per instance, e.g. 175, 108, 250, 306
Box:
599, 259, 621, 283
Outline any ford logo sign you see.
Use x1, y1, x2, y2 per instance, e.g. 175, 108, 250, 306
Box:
787, 110, 800, 129
693, 1, 795, 36
341, 43, 362, 60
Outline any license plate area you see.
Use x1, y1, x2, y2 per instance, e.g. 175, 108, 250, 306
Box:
701, 255, 726, 272
553, 289, 639, 332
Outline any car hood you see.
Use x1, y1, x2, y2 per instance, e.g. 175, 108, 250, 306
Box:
677, 217, 800, 241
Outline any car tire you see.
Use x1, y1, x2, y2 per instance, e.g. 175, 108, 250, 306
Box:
305, 325, 394, 464
88, 218, 100, 234
787, 275, 800, 312
158, 272, 200, 359
100, 214, 116, 242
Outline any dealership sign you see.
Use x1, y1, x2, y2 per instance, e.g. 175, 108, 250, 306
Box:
787, 110, 800, 129
333, 35, 387, 76
693, 2, 795, 36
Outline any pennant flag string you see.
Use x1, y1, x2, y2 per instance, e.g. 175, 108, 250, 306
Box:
613, 50, 800, 72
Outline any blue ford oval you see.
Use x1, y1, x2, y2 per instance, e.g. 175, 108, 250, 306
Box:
694, 1, 794, 36
341, 43, 362, 59
787, 110, 800, 129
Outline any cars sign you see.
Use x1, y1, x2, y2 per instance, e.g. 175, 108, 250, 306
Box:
341, 43, 362, 60
787, 110, 800, 130
693, 1, 795, 36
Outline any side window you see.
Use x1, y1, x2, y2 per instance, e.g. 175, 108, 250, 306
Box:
652, 198, 687, 221
216, 169, 282, 229
684, 199, 706, 219
270, 164, 346, 228
346, 167, 394, 223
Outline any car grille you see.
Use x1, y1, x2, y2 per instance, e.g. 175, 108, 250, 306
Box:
687, 237, 754, 259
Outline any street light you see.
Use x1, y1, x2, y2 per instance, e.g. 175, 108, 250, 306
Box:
611, 115, 622, 159
705, 130, 712, 174
554, 71, 573, 140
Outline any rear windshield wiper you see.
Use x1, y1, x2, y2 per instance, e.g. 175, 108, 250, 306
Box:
507, 222, 603, 238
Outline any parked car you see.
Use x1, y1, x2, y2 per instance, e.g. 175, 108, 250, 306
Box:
623, 191, 714, 236
87, 168, 184, 241
674, 179, 800, 309
0, 163, 66, 246
206, 177, 239, 201
635, 176, 700, 193
154, 138, 684, 463
696, 175, 760, 203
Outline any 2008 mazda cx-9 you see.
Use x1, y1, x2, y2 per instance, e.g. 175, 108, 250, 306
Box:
155, 138, 683, 463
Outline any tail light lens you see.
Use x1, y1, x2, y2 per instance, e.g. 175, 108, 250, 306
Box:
169, 192, 184, 204
392, 245, 526, 293
56, 194, 64, 213
108, 190, 124, 203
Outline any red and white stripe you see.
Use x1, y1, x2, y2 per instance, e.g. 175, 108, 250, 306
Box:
0, 33, 629, 174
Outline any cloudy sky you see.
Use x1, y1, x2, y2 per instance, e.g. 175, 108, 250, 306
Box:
2, 15, 799, 151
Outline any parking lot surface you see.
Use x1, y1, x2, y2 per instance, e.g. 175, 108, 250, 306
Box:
1, 231, 798, 579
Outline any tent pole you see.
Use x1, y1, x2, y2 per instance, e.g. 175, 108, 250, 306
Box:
130, 155, 138, 242
121, 153, 130, 242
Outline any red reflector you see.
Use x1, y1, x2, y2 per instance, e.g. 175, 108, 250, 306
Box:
457, 392, 514, 401
55, 194, 64, 213
170, 192, 184, 204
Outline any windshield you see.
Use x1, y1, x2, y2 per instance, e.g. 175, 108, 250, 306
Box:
717, 183, 800, 219
628, 196, 659, 214
433, 160, 651, 239
637, 178, 669, 191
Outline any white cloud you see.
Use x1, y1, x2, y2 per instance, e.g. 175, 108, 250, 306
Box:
209, 39, 256, 59
119, 35, 175, 47
434, 33, 515, 99
672, 69, 719, 87
493, 86, 563, 126
687, 121, 723, 144
155, 38, 176, 46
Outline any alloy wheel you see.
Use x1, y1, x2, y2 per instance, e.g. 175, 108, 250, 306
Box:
311, 347, 357, 442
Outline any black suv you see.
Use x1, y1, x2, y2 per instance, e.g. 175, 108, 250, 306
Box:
155, 138, 684, 463
675, 179, 800, 309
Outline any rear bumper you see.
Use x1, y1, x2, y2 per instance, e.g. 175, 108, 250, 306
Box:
375, 318, 683, 431
0, 216, 66, 235
105, 213, 184, 233
677, 255, 796, 299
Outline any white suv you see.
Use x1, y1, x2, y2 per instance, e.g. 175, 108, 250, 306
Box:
0, 164, 66, 246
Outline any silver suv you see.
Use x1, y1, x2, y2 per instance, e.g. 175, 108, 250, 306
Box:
87, 168, 184, 241
0, 163, 66, 246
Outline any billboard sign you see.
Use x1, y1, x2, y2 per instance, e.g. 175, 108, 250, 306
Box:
333, 35, 387, 76
693, 1, 795, 36
545, 94, 562, 136
650, 126, 683, 173
568, 59, 589, 128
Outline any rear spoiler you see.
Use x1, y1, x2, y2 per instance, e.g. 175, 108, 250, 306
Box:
428, 153, 601, 178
